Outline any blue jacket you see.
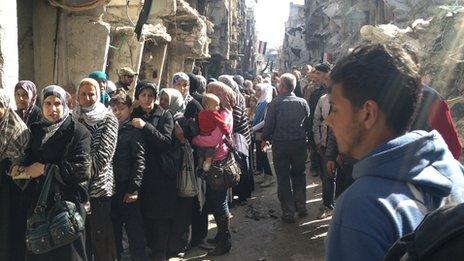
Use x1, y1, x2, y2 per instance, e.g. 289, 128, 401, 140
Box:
326, 130, 464, 261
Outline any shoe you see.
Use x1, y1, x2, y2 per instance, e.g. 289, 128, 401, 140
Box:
198, 241, 216, 251
206, 235, 219, 244
260, 175, 275, 188
297, 209, 308, 217
317, 207, 333, 219
281, 213, 296, 223
208, 216, 232, 256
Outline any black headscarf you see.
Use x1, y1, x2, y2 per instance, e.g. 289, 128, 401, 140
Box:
187, 73, 200, 94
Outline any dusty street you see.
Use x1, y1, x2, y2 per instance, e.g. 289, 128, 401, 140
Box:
176, 174, 328, 261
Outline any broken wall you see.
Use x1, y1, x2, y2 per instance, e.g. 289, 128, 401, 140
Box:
282, 3, 310, 70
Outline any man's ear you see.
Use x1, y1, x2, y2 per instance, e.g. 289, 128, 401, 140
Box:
360, 100, 379, 129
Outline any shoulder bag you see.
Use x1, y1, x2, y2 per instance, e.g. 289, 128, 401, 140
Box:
205, 140, 241, 190
26, 164, 85, 254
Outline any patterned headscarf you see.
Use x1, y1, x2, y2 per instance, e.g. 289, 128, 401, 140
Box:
0, 88, 30, 163
206, 82, 236, 110
219, 75, 245, 108
15, 80, 38, 125
219, 75, 240, 94
159, 88, 185, 119
41, 85, 71, 144
73, 78, 109, 126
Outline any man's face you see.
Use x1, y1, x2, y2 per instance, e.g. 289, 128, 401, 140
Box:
121, 75, 135, 85
326, 83, 365, 158
314, 70, 329, 85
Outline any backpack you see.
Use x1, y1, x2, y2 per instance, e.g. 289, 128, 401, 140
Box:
384, 203, 464, 261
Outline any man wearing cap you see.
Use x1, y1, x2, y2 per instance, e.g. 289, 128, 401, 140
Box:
307, 62, 331, 177
116, 67, 138, 92
89, 70, 111, 107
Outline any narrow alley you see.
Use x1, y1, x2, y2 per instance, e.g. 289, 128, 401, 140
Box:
174, 174, 328, 261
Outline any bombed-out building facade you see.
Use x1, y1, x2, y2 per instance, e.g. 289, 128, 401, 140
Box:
0, 0, 260, 98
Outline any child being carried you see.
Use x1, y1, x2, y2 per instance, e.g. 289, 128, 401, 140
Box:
193, 93, 231, 172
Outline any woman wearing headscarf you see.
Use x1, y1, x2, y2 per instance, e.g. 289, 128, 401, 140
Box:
159, 87, 196, 255
16, 85, 91, 260
14, 80, 42, 126
73, 78, 118, 261
0, 88, 30, 261
252, 84, 274, 188
172, 72, 203, 120
159, 88, 185, 119
187, 73, 204, 104
218, 75, 253, 203
196, 75, 207, 95
199, 81, 235, 256
131, 81, 175, 261
172, 74, 209, 250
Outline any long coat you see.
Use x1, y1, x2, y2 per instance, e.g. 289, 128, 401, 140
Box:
132, 106, 176, 219
23, 115, 91, 261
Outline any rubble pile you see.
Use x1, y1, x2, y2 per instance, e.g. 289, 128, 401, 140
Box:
358, 4, 464, 138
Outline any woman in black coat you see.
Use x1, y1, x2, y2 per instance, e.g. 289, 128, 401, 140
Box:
131, 81, 175, 261
14, 85, 91, 261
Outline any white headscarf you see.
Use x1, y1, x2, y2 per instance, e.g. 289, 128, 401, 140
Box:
73, 78, 109, 126
256, 83, 273, 104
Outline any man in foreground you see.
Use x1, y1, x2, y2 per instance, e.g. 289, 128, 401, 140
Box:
325, 44, 464, 260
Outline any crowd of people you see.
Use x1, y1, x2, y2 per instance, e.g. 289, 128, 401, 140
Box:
1, 42, 464, 261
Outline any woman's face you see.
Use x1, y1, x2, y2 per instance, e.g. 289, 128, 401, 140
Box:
43, 96, 64, 123
139, 88, 156, 112
15, 88, 30, 110
159, 93, 170, 110
174, 80, 189, 98
78, 84, 98, 107
255, 87, 262, 98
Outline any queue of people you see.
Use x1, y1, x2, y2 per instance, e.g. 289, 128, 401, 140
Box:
1, 42, 464, 261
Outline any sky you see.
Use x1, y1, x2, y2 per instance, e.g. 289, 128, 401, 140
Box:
249, 0, 305, 49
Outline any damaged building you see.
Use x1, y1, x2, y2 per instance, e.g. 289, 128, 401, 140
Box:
299, 0, 464, 147
1, 0, 259, 98
197, 0, 259, 78
281, 2, 311, 71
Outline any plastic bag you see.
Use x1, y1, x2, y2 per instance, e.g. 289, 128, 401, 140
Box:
178, 142, 199, 197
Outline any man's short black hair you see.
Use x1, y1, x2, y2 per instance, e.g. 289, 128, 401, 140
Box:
330, 44, 422, 134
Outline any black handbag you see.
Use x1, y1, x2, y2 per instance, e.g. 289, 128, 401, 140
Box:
26, 164, 85, 254
205, 140, 241, 190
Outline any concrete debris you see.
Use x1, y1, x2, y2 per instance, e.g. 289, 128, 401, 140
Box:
244, 204, 278, 221
142, 22, 172, 43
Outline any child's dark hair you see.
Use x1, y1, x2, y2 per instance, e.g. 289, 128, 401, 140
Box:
109, 93, 133, 108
